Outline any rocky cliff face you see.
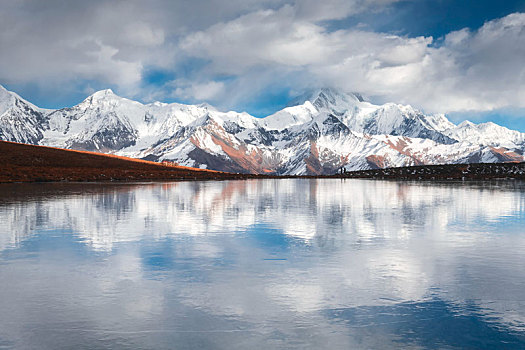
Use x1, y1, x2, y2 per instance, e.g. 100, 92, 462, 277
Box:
0, 85, 523, 175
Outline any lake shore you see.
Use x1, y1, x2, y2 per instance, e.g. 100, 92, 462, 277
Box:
0, 141, 264, 183
338, 162, 525, 180
2, 141, 524, 183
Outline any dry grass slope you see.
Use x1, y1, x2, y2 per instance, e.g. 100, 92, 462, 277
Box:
0, 141, 259, 183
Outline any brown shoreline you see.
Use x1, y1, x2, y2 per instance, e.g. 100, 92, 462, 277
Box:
1, 140, 524, 183
0, 141, 265, 183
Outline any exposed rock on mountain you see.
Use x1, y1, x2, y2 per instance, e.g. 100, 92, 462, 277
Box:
0, 85, 523, 175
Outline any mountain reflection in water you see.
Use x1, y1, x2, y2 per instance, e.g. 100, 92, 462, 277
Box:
0, 179, 524, 349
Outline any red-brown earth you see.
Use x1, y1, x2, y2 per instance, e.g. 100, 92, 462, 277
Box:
0, 141, 262, 183
2, 140, 524, 183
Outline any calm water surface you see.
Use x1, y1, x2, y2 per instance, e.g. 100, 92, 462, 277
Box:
0, 179, 524, 349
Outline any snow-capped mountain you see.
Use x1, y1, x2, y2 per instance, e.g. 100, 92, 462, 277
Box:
0, 85, 49, 144
0, 85, 523, 175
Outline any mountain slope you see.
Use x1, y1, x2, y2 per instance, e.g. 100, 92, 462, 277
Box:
0, 85, 524, 175
0, 85, 48, 144
0, 140, 252, 183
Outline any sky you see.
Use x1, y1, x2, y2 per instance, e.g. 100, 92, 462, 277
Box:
1, 0, 525, 130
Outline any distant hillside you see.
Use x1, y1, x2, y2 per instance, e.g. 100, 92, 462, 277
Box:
0, 141, 253, 183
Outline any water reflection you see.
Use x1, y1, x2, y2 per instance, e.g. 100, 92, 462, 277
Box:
0, 179, 524, 349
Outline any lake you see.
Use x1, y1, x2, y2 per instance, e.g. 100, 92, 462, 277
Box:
0, 179, 524, 349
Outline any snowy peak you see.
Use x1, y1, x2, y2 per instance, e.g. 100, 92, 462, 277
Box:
263, 88, 367, 131
446, 119, 525, 147
262, 101, 318, 130
287, 88, 363, 112
91, 88, 116, 99
0, 84, 41, 115
0, 85, 48, 144
341, 101, 459, 144
458, 120, 475, 128
0, 85, 17, 115
420, 113, 456, 132
309, 88, 361, 110
0, 85, 42, 117
0, 84, 10, 96
82, 88, 132, 106
293, 88, 366, 117
1, 84, 525, 175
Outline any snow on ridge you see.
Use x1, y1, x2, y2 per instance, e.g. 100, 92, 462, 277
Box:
0, 84, 45, 115
1, 85, 525, 174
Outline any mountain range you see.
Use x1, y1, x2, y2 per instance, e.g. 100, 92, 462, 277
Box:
1, 84, 524, 175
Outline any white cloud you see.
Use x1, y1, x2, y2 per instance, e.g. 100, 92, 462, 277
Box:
172, 80, 226, 101
181, 8, 525, 114
0, 1, 524, 116
0, 1, 171, 96
180, 5, 416, 71
293, 0, 403, 22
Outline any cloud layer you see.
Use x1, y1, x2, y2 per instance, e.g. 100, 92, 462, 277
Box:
0, 0, 524, 116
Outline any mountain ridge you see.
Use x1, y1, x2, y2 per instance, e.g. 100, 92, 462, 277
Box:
0, 84, 524, 175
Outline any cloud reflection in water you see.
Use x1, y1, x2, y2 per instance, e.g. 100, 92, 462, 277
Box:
0, 179, 524, 349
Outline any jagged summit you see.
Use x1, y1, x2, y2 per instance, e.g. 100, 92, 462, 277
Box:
287, 88, 363, 110
309, 88, 362, 110
86, 88, 121, 102
0, 84, 524, 175
0, 84, 42, 114
196, 102, 218, 111
0, 84, 27, 107
93, 88, 115, 96
0, 85, 16, 114
77, 88, 148, 115
0, 86, 48, 145
458, 120, 475, 127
